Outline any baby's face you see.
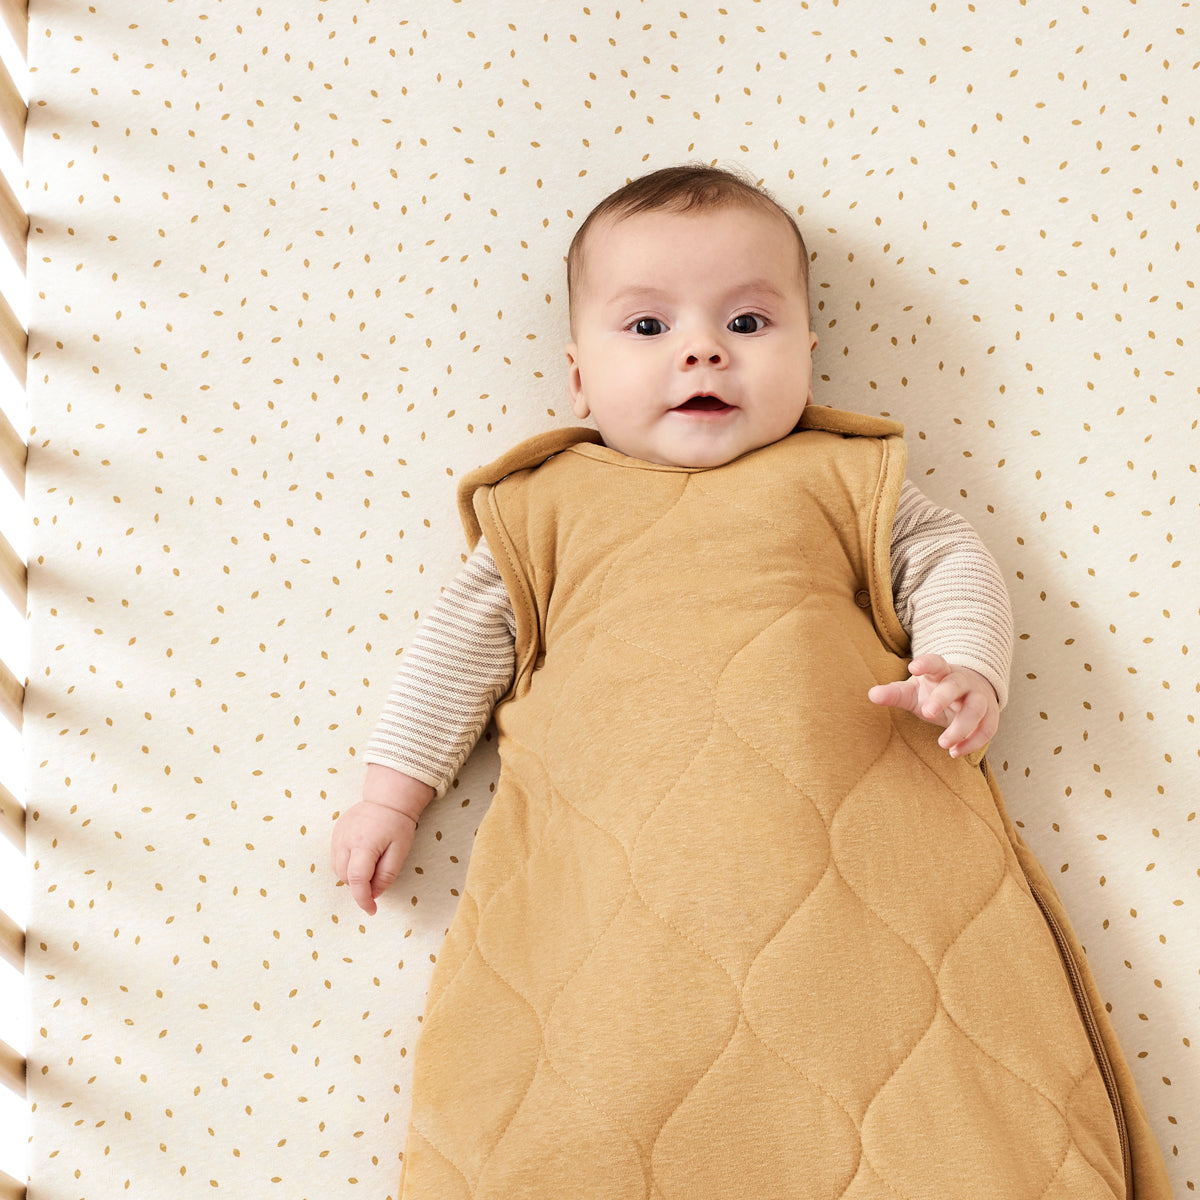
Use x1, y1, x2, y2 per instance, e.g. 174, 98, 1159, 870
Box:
565, 204, 817, 468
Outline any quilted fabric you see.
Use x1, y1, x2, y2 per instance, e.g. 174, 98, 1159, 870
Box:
399, 409, 1165, 1199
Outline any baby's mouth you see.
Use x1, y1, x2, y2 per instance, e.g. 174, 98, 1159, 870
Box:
673, 395, 733, 413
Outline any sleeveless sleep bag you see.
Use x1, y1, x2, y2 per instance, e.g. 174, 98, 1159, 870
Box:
398, 406, 1169, 1200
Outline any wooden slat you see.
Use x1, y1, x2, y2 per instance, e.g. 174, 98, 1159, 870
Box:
0, 0, 26, 58
0, 654, 20, 730
0, 168, 25, 269
0, 288, 24, 386
0, 55, 23, 163
0, 1168, 23, 1200
0, 527, 23, 612
0, 405, 23, 495
0, 906, 21, 973
0, 779, 21, 852
0, 1037, 23, 1098
0, 5, 26, 1193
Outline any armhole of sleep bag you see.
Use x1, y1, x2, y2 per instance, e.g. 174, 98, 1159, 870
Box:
473, 483, 542, 702
866, 433, 911, 659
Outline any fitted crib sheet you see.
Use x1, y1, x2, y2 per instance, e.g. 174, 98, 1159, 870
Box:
22, 2, 1196, 1196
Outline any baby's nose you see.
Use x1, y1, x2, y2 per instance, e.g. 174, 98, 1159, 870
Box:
682, 332, 727, 367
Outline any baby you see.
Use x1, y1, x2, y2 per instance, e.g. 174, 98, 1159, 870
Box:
336, 167, 1011, 907
332, 166, 1165, 1198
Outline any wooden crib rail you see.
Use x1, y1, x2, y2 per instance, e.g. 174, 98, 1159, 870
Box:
0, 0, 23, 398
0, 173, 22, 287
0, 660, 16, 721
0, 781, 20, 851
0, 1163, 21, 1200
0, 408, 22, 493
0, 0, 22, 56
0, 905, 19, 976
0, 652, 21, 729
0, 902, 23, 1199
0, 0, 28, 1196
0, 523, 21, 615
0, 1167, 22, 1200
0, 40, 22, 158
0, 290, 22, 389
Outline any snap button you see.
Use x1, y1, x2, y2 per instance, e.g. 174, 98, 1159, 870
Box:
854, 589, 872, 610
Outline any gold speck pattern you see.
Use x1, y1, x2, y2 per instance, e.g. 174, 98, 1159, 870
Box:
22, 2, 1196, 1196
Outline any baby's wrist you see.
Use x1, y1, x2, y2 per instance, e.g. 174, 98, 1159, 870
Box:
957, 665, 1000, 705
363, 763, 436, 822
362, 798, 419, 825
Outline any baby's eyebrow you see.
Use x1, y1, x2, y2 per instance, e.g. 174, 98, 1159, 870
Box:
725, 278, 788, 302
604, 285, 667, 309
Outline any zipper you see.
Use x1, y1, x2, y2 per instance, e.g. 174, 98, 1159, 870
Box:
1027, 875, 1133, 1198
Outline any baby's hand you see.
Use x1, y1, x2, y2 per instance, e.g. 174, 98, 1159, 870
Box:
867, 653, 999, 759
331, 765, 435, 915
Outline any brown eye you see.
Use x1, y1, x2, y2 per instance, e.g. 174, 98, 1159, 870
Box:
633, 318, 665, 336
728, 313, 765, 334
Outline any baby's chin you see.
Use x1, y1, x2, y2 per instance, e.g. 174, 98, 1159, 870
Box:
602, 440, 777, 471
593, 408, 806, 469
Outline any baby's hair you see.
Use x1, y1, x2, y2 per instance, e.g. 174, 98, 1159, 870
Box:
566, 163, 810, 328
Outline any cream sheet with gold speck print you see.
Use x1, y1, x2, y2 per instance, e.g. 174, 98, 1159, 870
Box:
21, 2, 1196, 1196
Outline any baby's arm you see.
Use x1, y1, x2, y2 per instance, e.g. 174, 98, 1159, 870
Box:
364, 545, 516, 787
869, 482, 1012, 756
333, 544, 516, 914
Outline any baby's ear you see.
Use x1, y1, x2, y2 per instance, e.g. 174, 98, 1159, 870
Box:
565, 344, 590, 418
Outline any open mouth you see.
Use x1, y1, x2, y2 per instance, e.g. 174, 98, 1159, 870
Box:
672, 395, 733, 413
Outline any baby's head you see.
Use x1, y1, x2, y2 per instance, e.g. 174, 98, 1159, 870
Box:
564, 164, 818, 469
566, 165, 810, 329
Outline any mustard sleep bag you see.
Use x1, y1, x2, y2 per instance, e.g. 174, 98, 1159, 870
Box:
398, 406, 1170, 1199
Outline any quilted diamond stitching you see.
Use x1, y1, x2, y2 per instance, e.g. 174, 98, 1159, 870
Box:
405, 441, 1122, 1199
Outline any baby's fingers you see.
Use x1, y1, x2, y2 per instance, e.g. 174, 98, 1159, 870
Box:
867, 679, 917, 712
918, 676, 968, 724
938, 692, 996, 757
369, 841, 409, 907
907, 653, 951, 684
345, 846, 384, 915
